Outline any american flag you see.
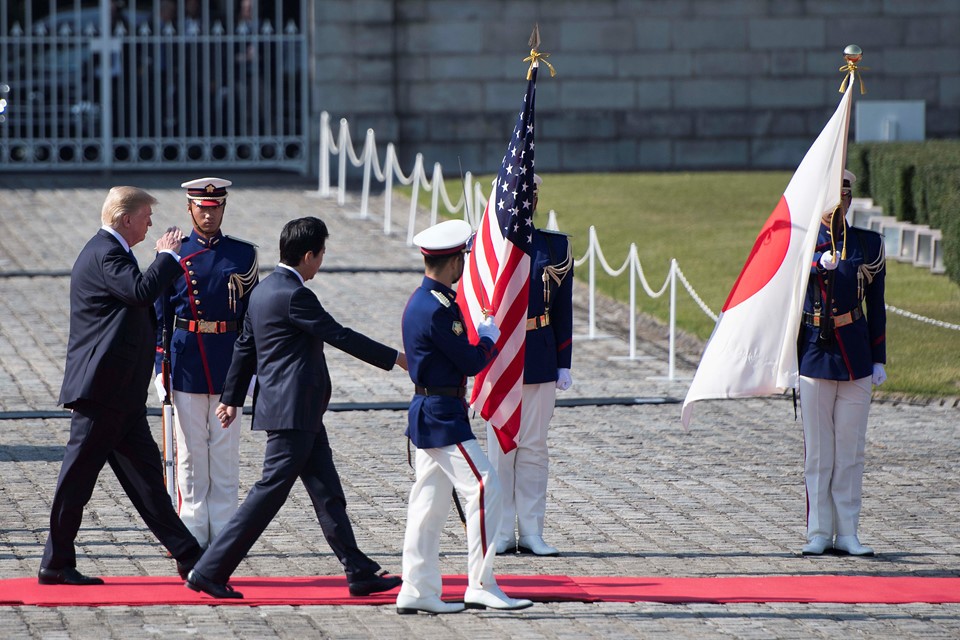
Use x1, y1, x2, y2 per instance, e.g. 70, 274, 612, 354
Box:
457, 66, 539, 454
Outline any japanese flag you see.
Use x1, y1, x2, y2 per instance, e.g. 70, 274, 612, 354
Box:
681, 88, 853, 427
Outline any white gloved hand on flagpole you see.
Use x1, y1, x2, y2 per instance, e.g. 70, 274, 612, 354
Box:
154, 374, 167, 403
819, 251, 839, 271
556, 368, 573, 391
871, 363, 887, 386
477, 316, 500, 343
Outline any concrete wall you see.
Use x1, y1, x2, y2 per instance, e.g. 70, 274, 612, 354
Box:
313, 0, 960, 175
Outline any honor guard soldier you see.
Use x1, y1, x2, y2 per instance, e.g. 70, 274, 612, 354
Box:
798, 169, 886, 557
154, 177, 259, 549
397, 220, 533, 614
490, 174, 574, 557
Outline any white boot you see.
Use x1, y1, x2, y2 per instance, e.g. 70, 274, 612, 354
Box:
464, 584, 533, 610
396, 593, 466, 615
834, 535, 874, 556
517, 535, 559, 556
801, 535, 832, 556
495, 536, 517, 554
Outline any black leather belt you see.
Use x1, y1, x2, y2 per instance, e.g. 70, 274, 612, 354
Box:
802, 307, 863, 329
415, 385, 466, 398
174, 317, 239, 334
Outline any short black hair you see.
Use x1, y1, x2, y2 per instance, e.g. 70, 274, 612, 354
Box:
279, 217, 328, 266
424, 251, 463, 272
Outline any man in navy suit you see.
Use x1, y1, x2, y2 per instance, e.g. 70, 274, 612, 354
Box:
40, 186, 204, 586
186, 217, 406, 599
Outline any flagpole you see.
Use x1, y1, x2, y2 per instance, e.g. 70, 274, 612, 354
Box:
681, 47, 858, 427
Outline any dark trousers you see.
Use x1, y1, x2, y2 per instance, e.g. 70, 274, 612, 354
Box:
42, 400, 201, 570
194, 428, 381, 584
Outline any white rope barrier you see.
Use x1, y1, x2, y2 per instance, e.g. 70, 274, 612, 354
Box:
886, 304, 960, 331
314, 111, 960, 381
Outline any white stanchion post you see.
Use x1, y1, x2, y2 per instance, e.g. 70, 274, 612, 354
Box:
337, 119, 348, 206
588, 226, 597, 339
430, 162, 442, 228
359, 129, 375, 219
384, 144, 396, 232
629, 245, 637, 359
408, 154, 424, 236
546, 209, 559, 231
474, 180, 486, 227
319, 111, 330, 197
668, 258, 677, 381
464, 172, 474, 224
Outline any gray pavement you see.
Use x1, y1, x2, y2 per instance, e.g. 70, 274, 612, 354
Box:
0, 174, 958, 639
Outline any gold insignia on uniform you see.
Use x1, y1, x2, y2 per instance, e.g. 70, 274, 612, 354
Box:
452, 320, 464, 336
430, 290, 451, 308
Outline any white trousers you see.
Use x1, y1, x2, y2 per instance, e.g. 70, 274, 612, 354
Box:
399, 439, 502, 599
172, 392, 241, 548
800, 375, 872, 540
487, 382, 554, 541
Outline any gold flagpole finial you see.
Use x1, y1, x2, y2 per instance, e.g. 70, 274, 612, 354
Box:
839, 44, 867, 94
523, 23, 557, 80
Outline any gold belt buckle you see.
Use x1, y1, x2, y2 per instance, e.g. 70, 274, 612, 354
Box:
197, 319, 216, 333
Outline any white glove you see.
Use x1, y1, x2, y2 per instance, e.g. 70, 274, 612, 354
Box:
154, 374, 167, 403
872, 363, 887, 386
246, 374, 257, 398
819, 251, 839, 271
556, 368, 573, 391
477, 316, 500, 343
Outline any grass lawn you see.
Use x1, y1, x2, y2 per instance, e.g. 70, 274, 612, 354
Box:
464, 172, 960, 399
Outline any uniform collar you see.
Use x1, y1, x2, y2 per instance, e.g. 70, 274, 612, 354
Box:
191, 229, 224, 248
422, 276, 457, 301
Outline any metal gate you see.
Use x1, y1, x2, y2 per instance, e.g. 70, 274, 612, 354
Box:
0, 0, 308, 172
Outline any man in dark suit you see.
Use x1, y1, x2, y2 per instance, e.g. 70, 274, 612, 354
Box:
40, 186, 205, 586
186, 216, 405, 599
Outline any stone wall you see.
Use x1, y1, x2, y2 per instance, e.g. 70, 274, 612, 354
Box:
313, 0, 960, 175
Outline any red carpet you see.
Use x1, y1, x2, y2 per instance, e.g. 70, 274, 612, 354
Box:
2, 575, 958, 607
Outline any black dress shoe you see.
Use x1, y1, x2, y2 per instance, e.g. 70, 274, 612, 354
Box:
185, 569, 243, 599
38, 567, 104, 586
348, 571, 402, 596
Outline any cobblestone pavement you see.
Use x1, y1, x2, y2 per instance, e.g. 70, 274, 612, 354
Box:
0, 174, 958, 638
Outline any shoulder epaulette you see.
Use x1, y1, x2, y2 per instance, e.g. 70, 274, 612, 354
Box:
430, 290, 452, 308
224, 235, 259, 248
851, 226, 882, 241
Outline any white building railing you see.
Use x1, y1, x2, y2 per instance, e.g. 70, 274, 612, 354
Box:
313, 111, 960, 381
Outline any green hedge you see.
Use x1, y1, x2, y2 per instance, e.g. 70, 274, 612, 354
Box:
848, 141, 960, 285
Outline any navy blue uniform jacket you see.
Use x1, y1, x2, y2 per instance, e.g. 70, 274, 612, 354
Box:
219, 268, 398, 432
798, 224, 886, 381
524, 229, 573, 383
60, 229, 182, 412
402, 277, 498, 449
154, 230, 258, 394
